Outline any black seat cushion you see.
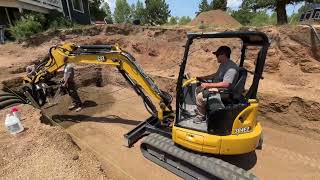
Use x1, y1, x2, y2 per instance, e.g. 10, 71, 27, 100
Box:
206, 103, 248, 136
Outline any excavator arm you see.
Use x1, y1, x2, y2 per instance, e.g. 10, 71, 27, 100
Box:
4, 43, 173, 123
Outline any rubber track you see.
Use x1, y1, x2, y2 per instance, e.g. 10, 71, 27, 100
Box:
141, 133, 258, 180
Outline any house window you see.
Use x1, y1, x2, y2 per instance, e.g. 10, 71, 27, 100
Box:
72, 0, 84, 13
314, 11, 320, 19
305, 11, 312, 20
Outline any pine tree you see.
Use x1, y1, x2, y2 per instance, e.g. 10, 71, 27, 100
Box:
114, 0, 131, 23
242, 0, 306, 25
178, 16, 192, 25
89, 0, 107, 21
196, 0, 210, 16
210, 0, 227, 11
133, 0, 145, 24
101, 2, 113, 24
144, 0, 171, 25
168, 16, 179, 25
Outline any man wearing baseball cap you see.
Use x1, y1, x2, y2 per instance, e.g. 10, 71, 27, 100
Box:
194, 45, 239, 123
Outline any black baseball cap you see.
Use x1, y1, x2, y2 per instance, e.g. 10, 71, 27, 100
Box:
212, 46, 231, 57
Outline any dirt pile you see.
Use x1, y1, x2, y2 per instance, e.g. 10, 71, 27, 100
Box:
259, 93, 320, 137
0, 105, 107, 179
189, 10, 242, 27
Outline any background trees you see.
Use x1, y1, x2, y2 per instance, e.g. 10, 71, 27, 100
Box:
144, 0, 171, 25
101, 2, 113, 24
89, 0, 107, 21
90, 0, 315, 26
210, 0, 227, 11
197, 0, 227, 16
114, 0, 131, 23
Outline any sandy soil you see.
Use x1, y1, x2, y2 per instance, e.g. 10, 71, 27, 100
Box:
0, 24, 319, 179
0, 105, 107, 180
44, 85, 320, 180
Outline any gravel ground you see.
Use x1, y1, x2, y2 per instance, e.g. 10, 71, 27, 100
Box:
0, 105, 107, 180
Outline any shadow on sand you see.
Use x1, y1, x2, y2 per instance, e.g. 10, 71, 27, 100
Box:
217, 151, 257, 170
51, 114, 141, 127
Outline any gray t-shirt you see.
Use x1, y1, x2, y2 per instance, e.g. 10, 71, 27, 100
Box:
64, 64, 75, 82
212, 59, 239, 89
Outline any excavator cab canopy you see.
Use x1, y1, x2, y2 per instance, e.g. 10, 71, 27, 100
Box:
177, 31, 270, 103
175, 31, 270, 134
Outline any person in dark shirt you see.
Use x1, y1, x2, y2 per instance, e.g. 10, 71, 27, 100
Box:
194, 46, 239, 123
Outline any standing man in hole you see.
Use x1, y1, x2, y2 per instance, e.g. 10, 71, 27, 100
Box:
62, 63, 82, 112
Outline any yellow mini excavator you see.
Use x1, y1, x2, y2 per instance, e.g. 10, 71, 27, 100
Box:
0, 31, 270, 180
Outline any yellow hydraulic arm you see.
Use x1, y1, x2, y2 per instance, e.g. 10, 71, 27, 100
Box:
23, 43, 173, 122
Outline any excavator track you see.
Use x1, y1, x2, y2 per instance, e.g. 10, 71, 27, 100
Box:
141, 133, 258, 180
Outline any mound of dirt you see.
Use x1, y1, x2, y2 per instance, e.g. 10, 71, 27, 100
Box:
0, 105, 107, 179
258, 93, 320, 140
189, 10, 241, 27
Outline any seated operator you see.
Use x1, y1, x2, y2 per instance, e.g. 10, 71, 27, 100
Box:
194, 46, 239, 123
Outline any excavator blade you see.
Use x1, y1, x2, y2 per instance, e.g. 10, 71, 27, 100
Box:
141, 133, 258, 180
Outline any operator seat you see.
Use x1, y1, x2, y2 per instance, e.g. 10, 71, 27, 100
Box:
219, 67, 247, 104
206, 67, 248, 135
230, 67, 247, 102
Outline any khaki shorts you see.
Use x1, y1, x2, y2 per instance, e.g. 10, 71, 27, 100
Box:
195, 87, 223, 115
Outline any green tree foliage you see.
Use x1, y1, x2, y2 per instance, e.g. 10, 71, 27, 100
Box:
197, 0, 210, 16
231, 8, 254, 25
130, 4, 136, 21
46, 10, 73, 29
210, 0, 227, 11
101, 2, 113, 24
132, 0, 145, 24
242, 0, 305, 25
114, 0, 131, 23
168, 16, 179, 25
178, 16, 192, 25
269, 12, 277, 25
9, 13, 44, 40
232, 6, 279, 26
89, 0, 107, 21
250, 10, 272, 26
241, 0, 259, 12
144, 0, 171, 25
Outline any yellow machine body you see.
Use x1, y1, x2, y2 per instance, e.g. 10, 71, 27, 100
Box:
173, 100, 261, 155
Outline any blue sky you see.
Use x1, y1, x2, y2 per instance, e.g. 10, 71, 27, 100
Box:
105, 0, 303, 18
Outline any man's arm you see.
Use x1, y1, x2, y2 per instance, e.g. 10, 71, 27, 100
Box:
197, 72, 216, 81
201, 68, 237, 89
63, 67, 71, 86
201, 81, 230, 89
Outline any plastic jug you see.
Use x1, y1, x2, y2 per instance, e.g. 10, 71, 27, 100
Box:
5, 113, 24, 134
11, 107, 21, 120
